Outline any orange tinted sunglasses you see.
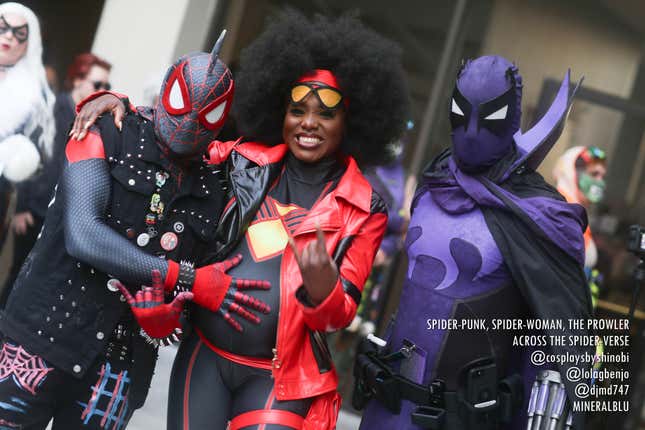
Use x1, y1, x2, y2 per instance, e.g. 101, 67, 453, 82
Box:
290, 83, 344, 109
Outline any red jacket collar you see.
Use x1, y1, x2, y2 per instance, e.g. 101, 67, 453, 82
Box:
208, 141, 372, 213
207, 139, 287, 165
333, 155, 371, 213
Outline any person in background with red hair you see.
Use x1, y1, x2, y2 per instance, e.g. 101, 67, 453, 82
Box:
61, 53, 112, 137
1, 52, 111, 305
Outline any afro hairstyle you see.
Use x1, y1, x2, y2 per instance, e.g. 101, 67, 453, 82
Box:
233, 9, 410, 166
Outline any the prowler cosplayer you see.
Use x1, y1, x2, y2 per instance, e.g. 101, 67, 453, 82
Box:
355, 56, 594, 430
0, 33, 267, 429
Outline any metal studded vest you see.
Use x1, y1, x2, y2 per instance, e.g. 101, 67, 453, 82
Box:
0, 114, 225, 405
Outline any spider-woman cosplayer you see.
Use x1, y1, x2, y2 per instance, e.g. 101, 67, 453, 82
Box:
0, 35, 267, 429
355, 56, 594, 430
75, 10, 409, 430
171, 11, 409, 429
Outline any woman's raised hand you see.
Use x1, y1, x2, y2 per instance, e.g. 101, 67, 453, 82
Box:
70, 93, 126, 140
289, 225, 338, 306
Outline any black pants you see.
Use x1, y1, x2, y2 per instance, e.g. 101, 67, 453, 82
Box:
168, 331, 312, 430
0, 214, 44, 308
0, 338, 134, 430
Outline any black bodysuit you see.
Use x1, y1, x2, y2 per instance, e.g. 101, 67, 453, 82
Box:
170, 153, 345, 429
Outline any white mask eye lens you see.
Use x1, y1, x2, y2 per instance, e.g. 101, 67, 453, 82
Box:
484, 105, 508, 120
168, 79, 185, 110
203, 101, 227, 124
451, 99, 464, 116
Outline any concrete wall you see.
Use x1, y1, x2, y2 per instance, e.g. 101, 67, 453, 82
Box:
482, 0, 642, 180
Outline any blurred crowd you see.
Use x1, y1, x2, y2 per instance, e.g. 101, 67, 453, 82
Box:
0, 3, 115, 304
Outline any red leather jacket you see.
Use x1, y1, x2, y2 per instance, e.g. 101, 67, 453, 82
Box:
208, 141, 387, 403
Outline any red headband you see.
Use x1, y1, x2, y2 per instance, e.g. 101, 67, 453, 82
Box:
295, 69, 348, 108
296, 69, 341, 91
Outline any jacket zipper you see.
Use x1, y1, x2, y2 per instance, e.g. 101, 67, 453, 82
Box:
272, 261, 284, 375
271, 191, 338, 379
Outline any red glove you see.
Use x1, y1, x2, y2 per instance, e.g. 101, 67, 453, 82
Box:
192, 254, 271, 332
115, 270, 193, 339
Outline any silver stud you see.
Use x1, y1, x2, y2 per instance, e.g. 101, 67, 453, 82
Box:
107, 279, 120, 292
59, 294, 64, 301
58, 323, 63, 329
90, 268, 95, 274
37, 330, 42, 335
96, 332, 105, 340
73, 365, 81, 373
65, 312, 70, 318
49, 337, 54, 343
81, 286, 86, 292
52, 306, 56, 311
46, 316, 51, 322
68, 279, 72, 285
71, 301, 77, 307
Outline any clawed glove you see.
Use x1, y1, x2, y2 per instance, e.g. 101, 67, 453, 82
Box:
116, 270, 193, 339
192, 254, 271, 331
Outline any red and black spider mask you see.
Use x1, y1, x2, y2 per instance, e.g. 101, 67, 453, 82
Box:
154, 32, 234, 158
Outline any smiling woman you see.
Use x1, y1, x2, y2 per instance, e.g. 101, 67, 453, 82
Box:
233, 9, 409, 167
283, 70, 347, 164
168, 11, 409, 429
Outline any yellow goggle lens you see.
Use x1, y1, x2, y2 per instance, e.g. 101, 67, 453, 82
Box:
291, 85, 312, 103
316, 88, 343, 108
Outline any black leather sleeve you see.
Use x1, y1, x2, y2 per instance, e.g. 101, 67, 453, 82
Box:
61, 158, 167, 285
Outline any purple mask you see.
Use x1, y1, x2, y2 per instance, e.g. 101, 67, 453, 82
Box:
154, 31, 234, 159
449, 55, 522, 173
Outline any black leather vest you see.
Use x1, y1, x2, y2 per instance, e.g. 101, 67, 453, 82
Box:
0, 114, 225, 406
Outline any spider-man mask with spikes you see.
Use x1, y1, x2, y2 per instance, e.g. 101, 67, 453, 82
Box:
449, 55, 522, 173
154, 36, 234, 158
